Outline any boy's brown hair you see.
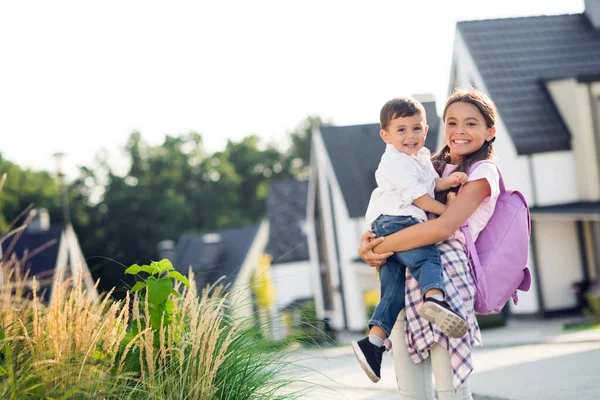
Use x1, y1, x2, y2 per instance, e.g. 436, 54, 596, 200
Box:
379, 97, 427, 131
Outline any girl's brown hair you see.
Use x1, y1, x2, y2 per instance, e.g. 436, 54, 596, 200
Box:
432, 88, 497, 203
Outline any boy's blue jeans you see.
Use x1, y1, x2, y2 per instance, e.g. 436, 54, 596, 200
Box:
368, 214, 444, 337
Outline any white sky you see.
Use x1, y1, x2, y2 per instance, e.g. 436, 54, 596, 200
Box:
0, 0, 584, 177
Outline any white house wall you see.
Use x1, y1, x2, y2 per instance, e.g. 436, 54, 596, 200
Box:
271, 261, 313, 311
305, 146, 327, 320
530, 151, 580, 206
547, 79, 600, 201
313, 129, 345, 330
533, 220, 583, 311
329, 179, 369, 331
231, 220, 270, 322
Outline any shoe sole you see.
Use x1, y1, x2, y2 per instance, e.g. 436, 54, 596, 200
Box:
419, 302, 469, 338
351, 341, 380, 383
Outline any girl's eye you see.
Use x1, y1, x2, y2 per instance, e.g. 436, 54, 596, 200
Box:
447, 122, 456, 126
398, 128, 405, 133
414, 127, 422, 131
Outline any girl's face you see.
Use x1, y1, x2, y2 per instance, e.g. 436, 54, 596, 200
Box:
443, 101, 496, 164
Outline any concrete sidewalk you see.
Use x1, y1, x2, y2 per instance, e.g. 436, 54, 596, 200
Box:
281, 318, 600, 399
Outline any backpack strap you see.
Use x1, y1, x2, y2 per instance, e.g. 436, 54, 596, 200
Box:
460, 160, 503, 278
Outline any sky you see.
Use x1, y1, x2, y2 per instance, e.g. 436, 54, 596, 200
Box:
0, 0, 584, 178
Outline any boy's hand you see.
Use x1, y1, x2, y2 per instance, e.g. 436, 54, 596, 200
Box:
447, 172, 468, 188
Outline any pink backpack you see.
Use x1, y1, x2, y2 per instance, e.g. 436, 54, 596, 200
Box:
455, 161, 532, 315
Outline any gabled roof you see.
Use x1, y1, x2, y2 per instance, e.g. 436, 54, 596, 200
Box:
172, 223, 261, 290
2, 226, 63, 282
265, 179, 309, 264
458, 13, 600, 155
319, 101, 440, 219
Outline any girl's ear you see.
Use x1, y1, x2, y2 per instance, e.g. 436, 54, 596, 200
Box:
486, 126, 497, 142
380, 129, 390, 144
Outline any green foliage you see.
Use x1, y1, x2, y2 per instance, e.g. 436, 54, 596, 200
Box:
585, 292, 600, 322
125, 259, 189, 331
0, 154, 62, 232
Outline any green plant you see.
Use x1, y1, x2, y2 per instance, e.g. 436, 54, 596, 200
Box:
125, 259, 189, 331
585, 292, 600, 322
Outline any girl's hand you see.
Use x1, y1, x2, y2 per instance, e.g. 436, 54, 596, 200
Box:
358, 231, 393, 271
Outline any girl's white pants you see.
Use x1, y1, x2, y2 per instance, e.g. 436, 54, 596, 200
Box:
389, 310, 473, 400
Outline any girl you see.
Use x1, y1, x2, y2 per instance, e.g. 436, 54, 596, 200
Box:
358, 88, 500, 400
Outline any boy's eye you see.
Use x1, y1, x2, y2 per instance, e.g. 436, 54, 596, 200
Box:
398, 128, 405, 133
414, 127, 422, 131
447, 122, 456, 126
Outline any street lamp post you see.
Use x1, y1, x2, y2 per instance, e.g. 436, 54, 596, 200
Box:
53, 152, 71, 226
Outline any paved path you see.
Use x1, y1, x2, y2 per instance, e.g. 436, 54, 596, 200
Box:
279, 323, 600, 399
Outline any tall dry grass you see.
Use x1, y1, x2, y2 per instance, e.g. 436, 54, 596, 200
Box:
0, 255, 305, 399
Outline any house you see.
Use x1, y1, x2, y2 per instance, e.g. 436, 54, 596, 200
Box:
1, 208, 98, 302
264, 179, 313, 337
306, 99, 441, 332
449, 0, 600, 317
172, 221, 269, 321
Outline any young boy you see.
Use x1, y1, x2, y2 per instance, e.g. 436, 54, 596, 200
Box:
352, 97, 469, 383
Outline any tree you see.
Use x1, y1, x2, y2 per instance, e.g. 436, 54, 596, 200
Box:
0, 154, 62, 232
286, 116, 330, 179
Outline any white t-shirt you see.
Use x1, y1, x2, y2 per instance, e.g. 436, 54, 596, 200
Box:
365, 144, 439, 227
445, 162, 500, 242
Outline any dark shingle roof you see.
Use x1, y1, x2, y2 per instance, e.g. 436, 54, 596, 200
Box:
423, 101, 441, 152
458, 13, 600, 155
530, 201, 600, 215
320, 123, 383, 219
172, 223, 261, 290
2, 226, 64, 301
320, 101, 441, 219
2, 226, 63, 278
265, 179, 309, 264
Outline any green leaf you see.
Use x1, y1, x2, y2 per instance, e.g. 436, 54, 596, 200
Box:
149, 261, 160, 275
125, 264, 142, 275
168, 271, 190, 288
158, 259, 175, 273
149, 302, 167, 330
129, 282, 147, 293
165, 299, 174, 315
146, 277, 173, 307
0, 365, 6, 377
125, 264, 155, 275
170, 288, 182, 298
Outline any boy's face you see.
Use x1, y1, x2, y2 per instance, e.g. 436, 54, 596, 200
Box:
380, 113, 428, 156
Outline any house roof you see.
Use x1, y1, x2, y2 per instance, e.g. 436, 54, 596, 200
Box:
265, 179, 309, 264
457, 13, 600, 155
320, 102, 440, 219
2, 226, 64, 300
530, 201, 600, 216
423, 101, 441, 152
2, 226, 63, 278
172, 223, 261, 290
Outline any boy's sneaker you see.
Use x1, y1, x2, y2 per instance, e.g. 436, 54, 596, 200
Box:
351, 337, 385, 383
419, 297, 468, 338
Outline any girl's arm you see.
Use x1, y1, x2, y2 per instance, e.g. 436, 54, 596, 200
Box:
357, 179, 491, 266
373, 179, 491, 254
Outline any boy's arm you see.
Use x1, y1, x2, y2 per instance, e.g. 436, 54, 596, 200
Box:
413, 194, 447, 216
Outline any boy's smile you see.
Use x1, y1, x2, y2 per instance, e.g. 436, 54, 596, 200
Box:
380, 113, 428, 156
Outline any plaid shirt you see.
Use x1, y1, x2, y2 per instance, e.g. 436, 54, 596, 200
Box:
385, 238, 482, 390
